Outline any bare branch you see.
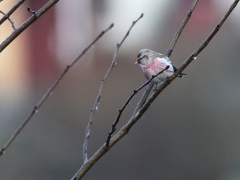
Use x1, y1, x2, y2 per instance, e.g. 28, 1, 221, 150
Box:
0, 10, 16, 30
105, 66, 169, 148
0, 23, 114, 157
72, 0, 239, 179
0, 0, 59, 53
83, 13, 144, 163
166, 0, 199, 57
0, 0, 26, 26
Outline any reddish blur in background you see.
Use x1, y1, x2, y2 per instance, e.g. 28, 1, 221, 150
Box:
1, 0, 240, 179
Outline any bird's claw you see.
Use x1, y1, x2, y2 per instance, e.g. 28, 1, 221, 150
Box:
165, 77, 171, 84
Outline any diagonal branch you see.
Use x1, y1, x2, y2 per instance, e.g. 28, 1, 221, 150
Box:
105, 66, 169, 148
165, 0, 199, 57
0, 23, 113, 157
83, 13, 144, 163
0, 10, 16, 30
72, 0, 239, 179
132, 0, 199, 117
0, 0, 26, 26
0, 0, 59, 53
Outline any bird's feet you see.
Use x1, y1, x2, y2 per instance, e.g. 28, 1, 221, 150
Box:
165, 77, 171, 84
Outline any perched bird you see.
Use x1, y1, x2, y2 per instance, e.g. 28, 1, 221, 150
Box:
135, 49, 186, 84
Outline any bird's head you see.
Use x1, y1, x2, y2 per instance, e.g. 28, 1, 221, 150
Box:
135, 49, 152, 66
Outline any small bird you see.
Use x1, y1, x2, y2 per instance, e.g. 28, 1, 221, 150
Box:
135, 49, 186, 84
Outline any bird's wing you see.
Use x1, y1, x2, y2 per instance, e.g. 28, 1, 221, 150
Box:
155, 57, 174, 72
157, 54, 172, 63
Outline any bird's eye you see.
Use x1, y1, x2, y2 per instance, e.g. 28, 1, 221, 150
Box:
137, 53, 141, 58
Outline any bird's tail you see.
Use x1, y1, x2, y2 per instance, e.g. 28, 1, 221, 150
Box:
173, 66, 187, 78
178, 72, 187, 78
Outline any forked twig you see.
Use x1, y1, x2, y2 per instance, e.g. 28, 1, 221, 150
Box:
0, 10, 16, 30
0, 0, 26, 26
72, 0, 239, 179
27, 7, 36, 17
0, 0, 59, 53
132, 0, 199, 116
83, 13, 144, 163
0, 23, 114, 157
105, 66, 169, 148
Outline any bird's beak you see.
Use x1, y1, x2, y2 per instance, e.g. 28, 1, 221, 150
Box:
135, 55, 145, 64
135, 58, 141, 64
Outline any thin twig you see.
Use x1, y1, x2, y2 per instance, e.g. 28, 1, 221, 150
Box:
105, 66, 169, 148
27, 7, 37, 17
131, 83, 153, 117
0, 0, 59, 53
166, 0, 199, 57
0, 10, 16, 30
72, 0, 239, 179
0, 0, 26, 26
0, 23, 114, 157
83, 13, 144, 163
132, 0, 199, 116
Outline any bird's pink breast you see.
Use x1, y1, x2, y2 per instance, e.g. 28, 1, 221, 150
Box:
142, 58, 173, 81
143, 60, 164, 75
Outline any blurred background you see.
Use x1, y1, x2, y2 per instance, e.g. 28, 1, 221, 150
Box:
1, 0, 240, 179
